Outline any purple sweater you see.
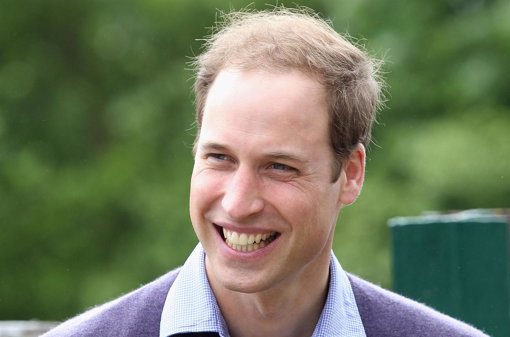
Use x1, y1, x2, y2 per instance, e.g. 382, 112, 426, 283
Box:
42, 269, 488, 337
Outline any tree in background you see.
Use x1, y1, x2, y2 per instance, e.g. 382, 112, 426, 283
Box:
1, 0, 508, 321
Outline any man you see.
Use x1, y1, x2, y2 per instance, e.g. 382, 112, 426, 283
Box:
43, 8, 488, 337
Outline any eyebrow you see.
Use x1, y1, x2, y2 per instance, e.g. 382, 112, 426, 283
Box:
199, 142, 309, 164
265, 151, 309, 165
199, 142, 230, 153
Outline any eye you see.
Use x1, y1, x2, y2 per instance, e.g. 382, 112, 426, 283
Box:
206, 153, 229, 162
269, 162, 296, 172
203, 153, 235, 169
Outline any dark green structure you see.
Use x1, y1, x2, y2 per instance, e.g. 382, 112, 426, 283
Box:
389, 209, 510, 337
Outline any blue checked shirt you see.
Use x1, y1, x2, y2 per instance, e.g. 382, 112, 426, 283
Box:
160, 244, 366, 337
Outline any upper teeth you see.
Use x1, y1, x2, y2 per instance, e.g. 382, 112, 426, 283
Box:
223, 229, 275, 246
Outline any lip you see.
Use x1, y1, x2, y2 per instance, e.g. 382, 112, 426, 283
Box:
213, 223, 280, 259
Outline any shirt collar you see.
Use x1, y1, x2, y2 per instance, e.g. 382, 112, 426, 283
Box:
159, 244, 228, 337
160, 244, 365, 337
311, 253, 366, 337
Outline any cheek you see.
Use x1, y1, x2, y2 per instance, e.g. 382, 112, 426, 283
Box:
278, 189, 339, 236
270, 192, 314, 226
190, 177, 213, 240
190, 177, 206, 217
190, 171, 222, 217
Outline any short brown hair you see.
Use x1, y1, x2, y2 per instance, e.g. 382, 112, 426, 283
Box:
192, 7, 384, 180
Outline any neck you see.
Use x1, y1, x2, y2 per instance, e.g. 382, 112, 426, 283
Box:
209, 253, 331, 337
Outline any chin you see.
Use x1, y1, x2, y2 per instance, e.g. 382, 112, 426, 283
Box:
222, 279, 268, 294
214, 267, 274, 294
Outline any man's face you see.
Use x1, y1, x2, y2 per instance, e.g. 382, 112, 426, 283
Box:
190, 68, 347, 294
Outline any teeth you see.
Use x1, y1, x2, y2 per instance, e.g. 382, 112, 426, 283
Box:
231, 232, 239, 243
223, 228, 276, 252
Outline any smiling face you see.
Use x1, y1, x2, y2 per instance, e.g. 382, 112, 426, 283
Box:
190, 68, 356, 294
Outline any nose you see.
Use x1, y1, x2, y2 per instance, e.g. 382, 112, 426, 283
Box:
221, 166, 264, 220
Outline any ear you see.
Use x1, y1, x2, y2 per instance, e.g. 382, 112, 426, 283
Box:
338, 143, 366, 206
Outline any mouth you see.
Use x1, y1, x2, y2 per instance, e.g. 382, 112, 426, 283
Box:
216, 225, 279, 252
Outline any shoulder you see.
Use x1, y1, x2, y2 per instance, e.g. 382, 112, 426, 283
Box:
347, 274, 488, 337
42, 268, 181, 337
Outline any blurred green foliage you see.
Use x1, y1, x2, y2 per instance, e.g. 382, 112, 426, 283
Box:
1, 0, 509, 321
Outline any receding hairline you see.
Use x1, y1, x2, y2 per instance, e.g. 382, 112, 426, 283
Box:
191, 6, 385, 182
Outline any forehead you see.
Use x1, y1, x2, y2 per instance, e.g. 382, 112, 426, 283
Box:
204, 68, 327, 130
198, 68, 331, 158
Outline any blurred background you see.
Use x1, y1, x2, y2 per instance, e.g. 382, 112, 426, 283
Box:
1, 0, 509, 322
